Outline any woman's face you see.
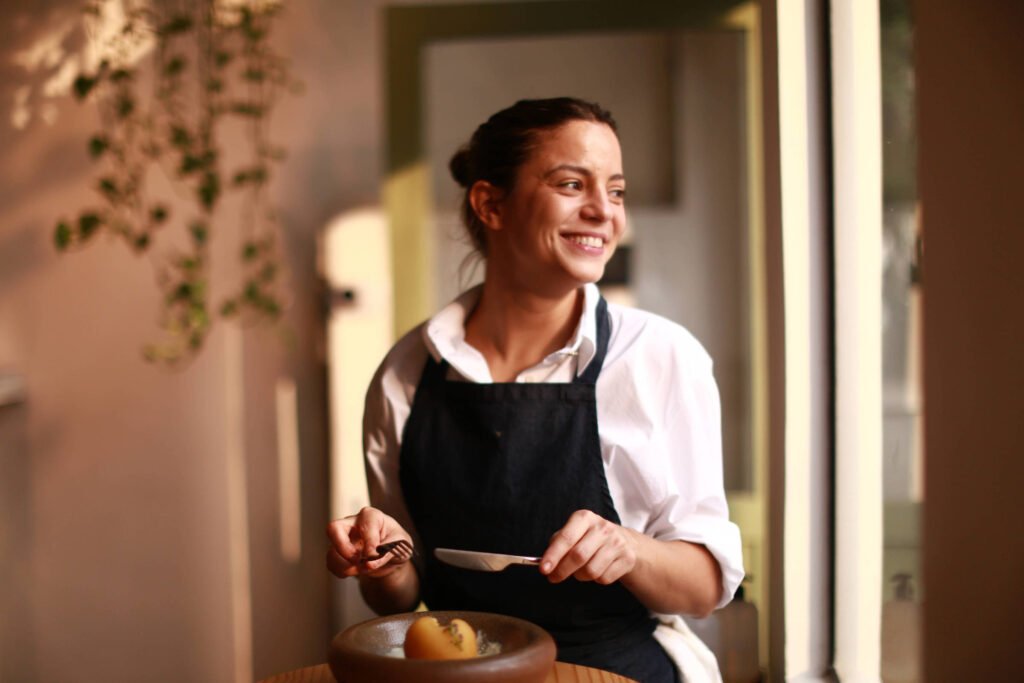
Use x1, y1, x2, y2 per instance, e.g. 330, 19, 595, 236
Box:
488, 119, 626, 294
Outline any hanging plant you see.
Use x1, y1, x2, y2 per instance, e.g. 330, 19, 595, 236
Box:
54, 0, 300, 365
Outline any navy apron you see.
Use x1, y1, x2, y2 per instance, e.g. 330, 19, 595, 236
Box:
399, 297, 680, 683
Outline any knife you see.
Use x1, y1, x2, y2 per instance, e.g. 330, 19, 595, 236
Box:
434, 547, 542, 572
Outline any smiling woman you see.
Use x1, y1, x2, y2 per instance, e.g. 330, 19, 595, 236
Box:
326, 98, 743, 683
468, 119, 626, 305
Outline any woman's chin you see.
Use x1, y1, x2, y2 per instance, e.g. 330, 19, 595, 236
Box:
565, 264, 607, 286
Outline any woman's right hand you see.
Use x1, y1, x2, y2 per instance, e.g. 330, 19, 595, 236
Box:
326, 507, 413, 579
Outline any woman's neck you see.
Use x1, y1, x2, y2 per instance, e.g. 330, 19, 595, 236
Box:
464, 278, 583, 383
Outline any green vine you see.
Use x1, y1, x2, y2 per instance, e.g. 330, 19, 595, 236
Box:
55, 0, 300, 365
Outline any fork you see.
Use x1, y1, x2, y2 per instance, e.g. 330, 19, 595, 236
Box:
360, 539, 415, 565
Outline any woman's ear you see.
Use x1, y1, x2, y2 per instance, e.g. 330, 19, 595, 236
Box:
468, 180, 505, 232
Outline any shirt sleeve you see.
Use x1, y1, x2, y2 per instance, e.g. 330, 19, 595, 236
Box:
599, 310, 745, 611
651, 352, 745, 609
362, 327, 428, 546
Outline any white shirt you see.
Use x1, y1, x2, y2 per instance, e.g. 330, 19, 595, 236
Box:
362, 282, 744, 610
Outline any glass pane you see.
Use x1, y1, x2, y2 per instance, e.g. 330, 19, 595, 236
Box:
880, 1, 922, 681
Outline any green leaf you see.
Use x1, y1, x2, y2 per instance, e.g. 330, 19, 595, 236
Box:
258, 263, 276, 283
206, 77, 224, 93
188, 303, 209, 329
109, 68, 132, 83
73, 75, 97, 100
179, 155, 201, 175
88, 135, 109, 158
159, 15, 193, 36
181, 149, 215, 175
214, 51, 233, 68
98, 176, 118, 200
189, 221, 208, 245
220, 299, 239, 317
116, 95, 134, 119
242, 68, 265, 83
231, 102, 265, 117
54, 221, 72, 250
170, 125, 191, 148
242, 241, 259, 261
261, 298, 281, 317
170, 282, 193, 302
150, 205, 168, 223
198, 172, 220, 210
232, 166, 267, 186
78, 212, 102, 240
243, 24, 266, 42
134, 233, 150, 250
164, 55, 187, 77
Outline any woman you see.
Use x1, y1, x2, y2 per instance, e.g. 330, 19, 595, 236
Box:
327, 98, 743, 683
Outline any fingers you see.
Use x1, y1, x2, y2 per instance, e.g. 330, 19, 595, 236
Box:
326, 507, 413, 579
326, 546, 360, 578
326, 517, 360, 558
540, 509, 592, 578
541, 510, 636, 585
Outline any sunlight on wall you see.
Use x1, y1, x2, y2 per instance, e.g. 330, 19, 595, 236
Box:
9, 0, 153, 130
322, 207, 393, 522
275, 376, 302, 564
322, 206, 394, 629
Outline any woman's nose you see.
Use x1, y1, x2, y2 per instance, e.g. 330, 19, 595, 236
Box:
581, 189, 613, 222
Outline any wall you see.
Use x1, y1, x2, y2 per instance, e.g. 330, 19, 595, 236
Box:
0, 0, 396, 680
916, 1, 1024, 680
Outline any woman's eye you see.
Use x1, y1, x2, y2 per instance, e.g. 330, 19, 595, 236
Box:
610, 188, 627, 200
559, 180, 583, 191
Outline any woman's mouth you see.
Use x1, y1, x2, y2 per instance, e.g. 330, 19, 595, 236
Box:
563, 234, 605, 251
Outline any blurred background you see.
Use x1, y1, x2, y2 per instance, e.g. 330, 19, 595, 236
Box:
0, 1, 1020, 682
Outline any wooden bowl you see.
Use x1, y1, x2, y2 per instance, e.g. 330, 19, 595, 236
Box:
328, 610, 556, 683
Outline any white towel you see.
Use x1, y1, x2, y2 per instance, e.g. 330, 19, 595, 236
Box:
652, 613, 723, 683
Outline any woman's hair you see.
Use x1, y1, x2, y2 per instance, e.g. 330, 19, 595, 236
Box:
449, 97, 618, 256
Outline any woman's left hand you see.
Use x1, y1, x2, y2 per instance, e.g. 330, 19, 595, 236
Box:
540, 509, 640, 585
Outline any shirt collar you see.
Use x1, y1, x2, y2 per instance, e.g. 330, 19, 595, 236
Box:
565, 282, 600, 376
422, 282, 602, 380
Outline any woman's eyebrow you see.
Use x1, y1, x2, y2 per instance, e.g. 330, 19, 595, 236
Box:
543, 164, 626, 182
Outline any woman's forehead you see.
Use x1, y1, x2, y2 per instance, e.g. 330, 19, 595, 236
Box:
526, 120, 623, 173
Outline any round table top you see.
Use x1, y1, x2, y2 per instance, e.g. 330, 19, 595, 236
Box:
258, 661, 638, 683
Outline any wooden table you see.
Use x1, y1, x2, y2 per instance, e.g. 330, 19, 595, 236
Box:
259, 661, 638, 683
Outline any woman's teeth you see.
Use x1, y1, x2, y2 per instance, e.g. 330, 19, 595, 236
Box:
567, 235, 604, 248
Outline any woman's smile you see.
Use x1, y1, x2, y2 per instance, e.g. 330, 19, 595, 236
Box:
489, 119, 626, 294
562, 232, 608, 254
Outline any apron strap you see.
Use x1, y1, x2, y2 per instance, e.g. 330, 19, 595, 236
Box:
576, 296, 610, 386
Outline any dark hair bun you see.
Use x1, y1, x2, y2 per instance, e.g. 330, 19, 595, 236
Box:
449, 147, 472, 187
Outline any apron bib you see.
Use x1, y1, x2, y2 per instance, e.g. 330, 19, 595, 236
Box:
399, 298, 679, 682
